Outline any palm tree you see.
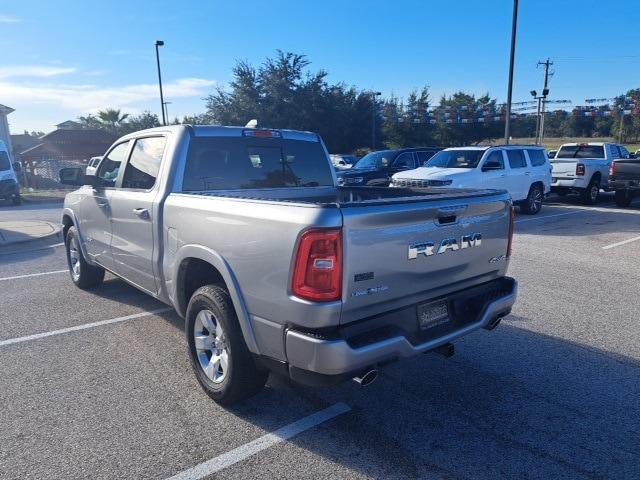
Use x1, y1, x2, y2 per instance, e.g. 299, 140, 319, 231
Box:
96, 108, 129, 130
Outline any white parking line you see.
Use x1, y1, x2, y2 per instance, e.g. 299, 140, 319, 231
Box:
0, 308, 172, 347
602, 234, 640, 250
166, 402, 352, 480
0, 269, 67, 282
516, 210, 584, 224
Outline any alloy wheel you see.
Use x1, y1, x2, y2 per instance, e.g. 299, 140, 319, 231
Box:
193, 309, 229, 384
69, 238, 81, 281
530, 189, 542, 213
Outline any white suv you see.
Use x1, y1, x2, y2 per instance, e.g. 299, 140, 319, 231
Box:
390, 145, 552, 214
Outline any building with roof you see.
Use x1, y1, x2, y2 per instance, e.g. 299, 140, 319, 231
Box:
17, 123, 117, 188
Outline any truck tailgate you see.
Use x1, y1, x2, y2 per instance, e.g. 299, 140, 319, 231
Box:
551, 159, 578, 176
339, 192, 511, 325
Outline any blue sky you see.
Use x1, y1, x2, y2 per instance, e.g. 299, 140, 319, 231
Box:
1, 0, 639, 133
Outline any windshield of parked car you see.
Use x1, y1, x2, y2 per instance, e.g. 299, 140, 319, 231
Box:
426, 149, 484, 168
555, 145, 605, 159
182, 136, 334, 190
352, 150, 396, 170
0, 151, 10, 171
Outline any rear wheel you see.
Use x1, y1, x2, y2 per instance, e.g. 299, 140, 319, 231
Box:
581, 177, 600, 205
11, 193, 22, 205
65, 226, 105, 289
186, 285, 268, 405
614, 190, 633, 208
520, 184, 543, 215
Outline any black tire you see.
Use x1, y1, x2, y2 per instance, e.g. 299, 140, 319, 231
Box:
186, 285, 268, 405
11, 194, 22, 205
614, 190, 633, 208
580, 177, 600, 205
520, 184, 544, 215
65, 226, 105, 289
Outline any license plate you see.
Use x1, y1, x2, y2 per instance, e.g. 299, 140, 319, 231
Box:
417, 300, 450, 330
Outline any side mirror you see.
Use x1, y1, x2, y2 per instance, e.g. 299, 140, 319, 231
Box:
59, 167, 92, 186
481, 161, 502, 172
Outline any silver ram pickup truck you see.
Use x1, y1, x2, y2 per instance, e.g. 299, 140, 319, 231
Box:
60, 125, 517, 405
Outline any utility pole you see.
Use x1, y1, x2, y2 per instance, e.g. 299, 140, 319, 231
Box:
371, 91, 382, 150
504, 0, 519, 144
537, 58, 553, 145
619, 109, 625, 143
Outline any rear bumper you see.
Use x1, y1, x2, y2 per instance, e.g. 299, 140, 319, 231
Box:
551, 177, 587, 190
609, 179, 640, 191
0, 179, 19, 197
285, 277, 517, 380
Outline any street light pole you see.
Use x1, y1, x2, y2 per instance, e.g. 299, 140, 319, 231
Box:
504, 0, 519, 144
163, 101, 172, 123
155, 40, 166, 126
371, 91, 382, 150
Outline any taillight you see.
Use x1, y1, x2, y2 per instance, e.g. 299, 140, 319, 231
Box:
292, 229, 342, 302
576, 163, 585, 176
507, 206, 515, 257
610, 162, 617, 177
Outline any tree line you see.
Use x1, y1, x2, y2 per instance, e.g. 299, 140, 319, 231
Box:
75, 51, 640, 152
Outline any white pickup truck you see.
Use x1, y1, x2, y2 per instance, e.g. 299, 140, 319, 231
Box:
550, 142, 632, 204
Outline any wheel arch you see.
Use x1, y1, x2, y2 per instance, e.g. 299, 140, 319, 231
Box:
61, 207, 91, 262
172, 245, 259, 354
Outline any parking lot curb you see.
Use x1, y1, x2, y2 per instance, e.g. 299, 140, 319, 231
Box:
0, 220, 62, 247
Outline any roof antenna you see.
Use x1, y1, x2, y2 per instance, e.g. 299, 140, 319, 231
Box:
245, 119, 258, 128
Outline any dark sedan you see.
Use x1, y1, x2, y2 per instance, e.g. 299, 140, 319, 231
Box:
336, 147, 441, 186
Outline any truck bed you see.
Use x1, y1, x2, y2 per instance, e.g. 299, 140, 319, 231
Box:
181, 185, 505, 208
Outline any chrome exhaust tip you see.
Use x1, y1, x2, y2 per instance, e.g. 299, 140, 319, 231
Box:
352, 369, 378, 386
484, 316, 503, 331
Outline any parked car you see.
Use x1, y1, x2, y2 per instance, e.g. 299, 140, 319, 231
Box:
390, 145, 551, 215
60, 125, 517, 405
336, 147, 441, 186
609, 157, 640, 207
85, 156, 102, 176
550, 142, 631, 204
330, 154, 359, 170
0, 140, 21, 205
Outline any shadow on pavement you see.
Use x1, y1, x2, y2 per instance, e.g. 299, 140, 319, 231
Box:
217, 318, 640, 479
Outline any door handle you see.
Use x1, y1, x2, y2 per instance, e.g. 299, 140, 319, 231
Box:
97, 202, 108, 208
524, 172, 531, 176
500, 174, 506, 177
132, 208, 150, 220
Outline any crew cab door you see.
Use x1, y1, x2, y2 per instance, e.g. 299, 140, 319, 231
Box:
109, 136, 166, 294
80, 140, 130, 272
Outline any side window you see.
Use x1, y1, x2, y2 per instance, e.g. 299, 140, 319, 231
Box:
416, 150, 436, 166
96, 141, 130, 187
610, 145, 621, 159
393, 152, 415, 169
483, 150, 505, 169
619, 146, 630, 158
506, 149, 527, 169
122, 137, 167, 190
526, 149, 547, 167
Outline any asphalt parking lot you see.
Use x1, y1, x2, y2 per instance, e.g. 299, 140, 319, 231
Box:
1, 195, 639, 480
